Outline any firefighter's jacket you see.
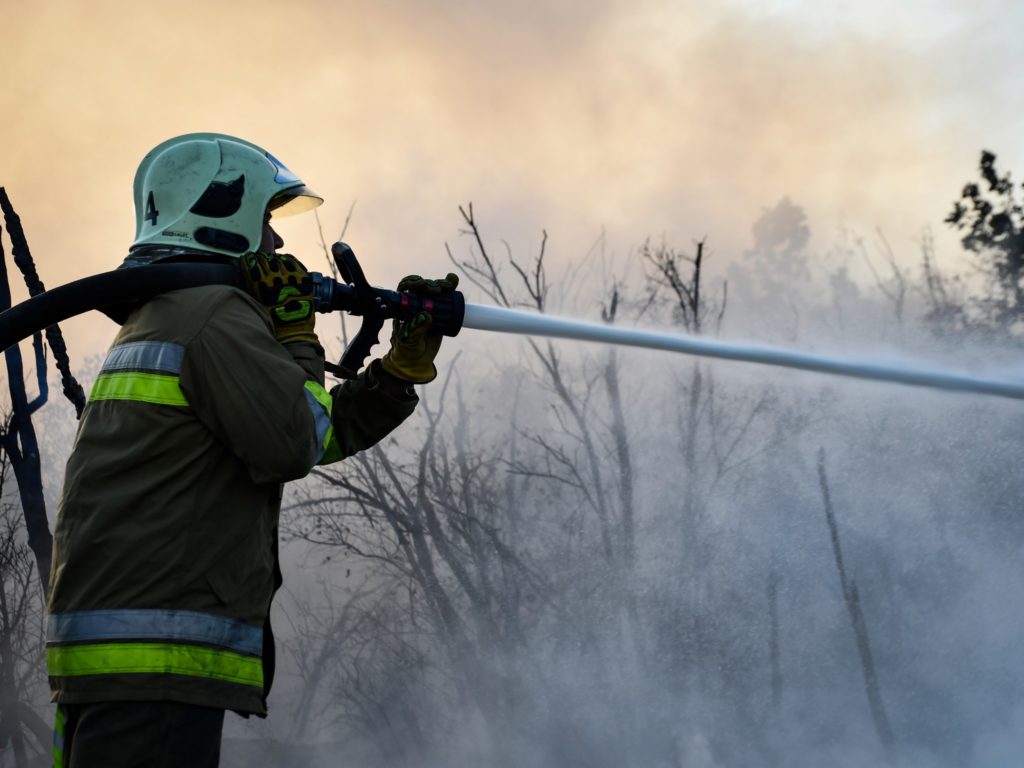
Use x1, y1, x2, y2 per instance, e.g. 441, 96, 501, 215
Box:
47, 285, 417, 715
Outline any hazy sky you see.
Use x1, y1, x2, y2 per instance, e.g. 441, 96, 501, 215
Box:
3, 0, 1022, 358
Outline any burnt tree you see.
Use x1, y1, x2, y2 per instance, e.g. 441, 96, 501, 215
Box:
0, 189, 86, 589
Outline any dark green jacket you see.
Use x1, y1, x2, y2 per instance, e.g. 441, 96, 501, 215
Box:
47, 285, 416, 715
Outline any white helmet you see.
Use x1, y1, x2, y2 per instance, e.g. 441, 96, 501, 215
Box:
130, 133, 323, 257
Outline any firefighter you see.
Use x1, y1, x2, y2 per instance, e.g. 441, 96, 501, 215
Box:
46, 133, 457, 767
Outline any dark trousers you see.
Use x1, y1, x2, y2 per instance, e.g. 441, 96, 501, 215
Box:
54, 701, 224, 768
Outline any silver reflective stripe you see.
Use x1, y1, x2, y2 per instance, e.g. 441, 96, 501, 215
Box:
47, 609, 262, 656
101, 341, 185, 375
304, 388, 332, 464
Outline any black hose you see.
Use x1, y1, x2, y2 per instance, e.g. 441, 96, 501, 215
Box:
0, 264, 238, 353
0, 259, 465, 361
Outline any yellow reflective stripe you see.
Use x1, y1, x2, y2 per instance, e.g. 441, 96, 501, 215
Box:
89, 372, 189, 406
47, 643, 262, 688
53, 707, 66, 768
303, 379, 332, 411
304, 380, 343, 464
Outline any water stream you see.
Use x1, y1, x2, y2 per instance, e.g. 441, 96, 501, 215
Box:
462, 303, 1024, 401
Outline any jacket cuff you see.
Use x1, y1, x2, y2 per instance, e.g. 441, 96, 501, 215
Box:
366, 359, 418, 402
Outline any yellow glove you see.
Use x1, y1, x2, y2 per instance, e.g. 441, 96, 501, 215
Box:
240, 252, 319, 345
381, 273, 459, 383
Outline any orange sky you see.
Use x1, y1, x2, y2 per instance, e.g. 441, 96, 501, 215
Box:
2, 0, 1022, 360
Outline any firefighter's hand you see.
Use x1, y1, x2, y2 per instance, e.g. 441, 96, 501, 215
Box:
380, 273, 459, 383
240, 252, 319, 346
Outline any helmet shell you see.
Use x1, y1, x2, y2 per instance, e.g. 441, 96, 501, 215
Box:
131, 133, 322, 257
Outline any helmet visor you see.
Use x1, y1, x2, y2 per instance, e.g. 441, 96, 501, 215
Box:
269, 185, 324, 218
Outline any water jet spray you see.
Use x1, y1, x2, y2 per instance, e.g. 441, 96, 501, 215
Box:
462, 304, 1024, 401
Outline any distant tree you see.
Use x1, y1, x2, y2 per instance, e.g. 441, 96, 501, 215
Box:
727, 197, 812, 338
945, 150, 1024, 329
920, 229, 969, 336
747, 197, 812, 296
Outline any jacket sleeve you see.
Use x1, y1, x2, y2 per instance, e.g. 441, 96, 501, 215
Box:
318, 359, 419, 464
179, 290, 326, 484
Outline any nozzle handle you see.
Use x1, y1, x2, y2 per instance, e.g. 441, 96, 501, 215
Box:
313, 242, 465, 378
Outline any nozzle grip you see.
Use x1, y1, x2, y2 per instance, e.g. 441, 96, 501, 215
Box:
317, 241, 465, 378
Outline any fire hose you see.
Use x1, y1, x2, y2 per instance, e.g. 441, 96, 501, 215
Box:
1, 241, 1023, 400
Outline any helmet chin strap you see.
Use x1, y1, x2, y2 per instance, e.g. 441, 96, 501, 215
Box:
121, 246, 237, 269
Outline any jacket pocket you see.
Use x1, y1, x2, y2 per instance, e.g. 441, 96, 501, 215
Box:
204, 530, 274, 614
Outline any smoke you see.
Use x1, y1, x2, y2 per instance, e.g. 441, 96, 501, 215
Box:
18, 185, 1024, 767
202, 198, 1024, 767
7, 2, 1024, 764
3, 0, 1021, 360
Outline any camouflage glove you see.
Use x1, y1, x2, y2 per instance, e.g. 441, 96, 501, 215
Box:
380, 273, 460, 383
240, 252, 319, 346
